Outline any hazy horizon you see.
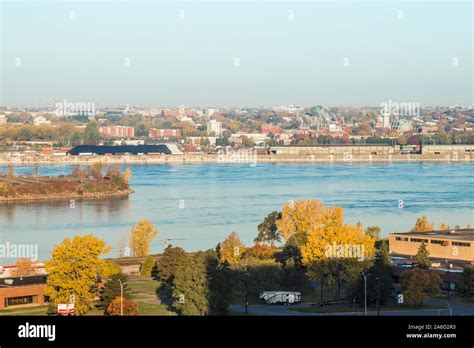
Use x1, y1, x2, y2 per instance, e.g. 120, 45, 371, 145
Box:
1, 1, 472, 108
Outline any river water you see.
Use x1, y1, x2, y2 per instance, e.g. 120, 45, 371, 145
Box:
0, 162, 473, 262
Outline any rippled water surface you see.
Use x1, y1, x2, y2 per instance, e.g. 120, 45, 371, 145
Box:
1, 162, 473, 261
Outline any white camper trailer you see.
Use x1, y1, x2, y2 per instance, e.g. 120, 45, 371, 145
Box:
259, 291, 301, 305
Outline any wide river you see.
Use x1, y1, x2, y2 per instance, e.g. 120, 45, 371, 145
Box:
1, 162, 473, 262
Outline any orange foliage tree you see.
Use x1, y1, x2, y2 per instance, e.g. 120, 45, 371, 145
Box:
106, 296, 139, 316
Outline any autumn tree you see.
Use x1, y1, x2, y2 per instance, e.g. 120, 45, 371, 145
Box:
411, 216, 434, 232
276, 199, 343, 241
217, 231, 245, 264
140, 256, 156, 277
255, 211, 281, 246
106, 296, 139, 316
12, 258, 35, 277
130, 220, 159, 257
301, 224, 375, 265
439, 223, 450, 230
415, 242, 431, 269
90, 162, 104, 180
400, 268, 442, 306
45, 234, 112, 315
365, 226, 381, 241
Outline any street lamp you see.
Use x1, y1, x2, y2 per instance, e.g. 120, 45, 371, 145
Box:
376, 277, 380, 316
118, 278, 127, 316
361, 271, 371, 316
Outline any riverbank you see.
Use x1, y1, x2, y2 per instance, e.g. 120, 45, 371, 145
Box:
0, 188, 133, 203
0, 153, 472, 165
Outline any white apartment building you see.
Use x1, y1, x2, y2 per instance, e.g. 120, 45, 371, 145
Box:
207, 119, 222, 136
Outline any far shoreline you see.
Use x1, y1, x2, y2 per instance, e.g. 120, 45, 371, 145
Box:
0, 153, 472, 165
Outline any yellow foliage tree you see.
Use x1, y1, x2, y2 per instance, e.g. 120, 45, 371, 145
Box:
130, 220, 159, 257
439, 223, 450, 230
45, 234, 112, 315
276, 199, 343, 241
123, 168, 132, 185
218, 231, 245, 264
301, 224, 375, 265
411, 216, 434, 232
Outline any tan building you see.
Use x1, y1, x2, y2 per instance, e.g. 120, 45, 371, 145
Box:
389, 229, 474, 262
270, 145, 394, 156
421, 145, 474, 155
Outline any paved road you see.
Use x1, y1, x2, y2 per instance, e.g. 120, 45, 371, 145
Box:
231, 299, 474, 316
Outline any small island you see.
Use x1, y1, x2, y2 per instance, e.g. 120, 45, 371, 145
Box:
0, 163, 133, 202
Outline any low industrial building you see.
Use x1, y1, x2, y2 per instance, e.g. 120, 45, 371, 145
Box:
270, 144, 394, 156
67, 144, 173, 156
389, 229, 474, 263
421, 145, 474, 155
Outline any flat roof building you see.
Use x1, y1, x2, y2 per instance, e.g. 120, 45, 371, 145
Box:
389, 229, 474, 263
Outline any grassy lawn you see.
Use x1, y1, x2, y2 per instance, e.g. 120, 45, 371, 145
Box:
128, 278, 176, 316
291, 304, 445, 314
0, 304, 48, 316
0, 277, 175, 316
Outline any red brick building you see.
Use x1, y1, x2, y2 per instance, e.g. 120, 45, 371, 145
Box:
149, 128, 182, 138
0, 275, 47, 309
99, 126, 135, 138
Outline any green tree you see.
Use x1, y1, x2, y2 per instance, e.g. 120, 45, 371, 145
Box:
207, 255, 237, 315
255, 211, 281, 247
172, 251, 210, 315
458, 265, 474, 300
83, 121, 101, 145
415, 242, 431, 269
351, 242, 394, 306
155, 246, 188, 285
400, 268, 442, 306
365, 226, 381, 241
99, 273, 131, 310
140, 255, 156, 277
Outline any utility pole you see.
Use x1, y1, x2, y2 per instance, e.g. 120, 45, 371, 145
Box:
118, 279, 127, 316
376, 277, 380, 316
361, 271, 371, 316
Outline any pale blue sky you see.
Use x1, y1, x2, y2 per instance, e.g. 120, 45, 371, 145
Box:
1, 1, 472, 108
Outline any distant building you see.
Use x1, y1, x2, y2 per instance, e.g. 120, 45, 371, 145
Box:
421, 145, 474, 155
207, 120, 222, 136
99, 126, 135, 138
33, 116, 51, 126
187, 136, 218, 147
261, 124, 283, 135
389, 229, 474, 263
270, 145, 394, 156
0, 264, 47, 310
149, 128, 182, 138
0, 115, 6, 125
67, 144, 172, 155
206, 108, 219, 117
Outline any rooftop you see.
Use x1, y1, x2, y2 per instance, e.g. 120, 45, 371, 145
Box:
391, 229, 474, 241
